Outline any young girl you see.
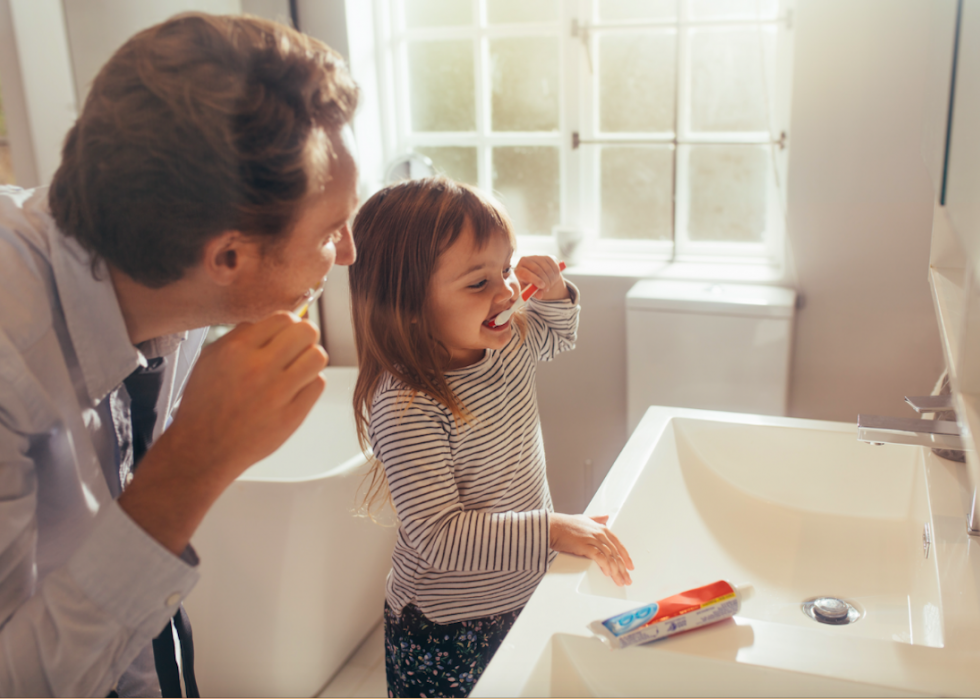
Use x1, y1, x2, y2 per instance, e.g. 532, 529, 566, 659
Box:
349, 177, 633, 698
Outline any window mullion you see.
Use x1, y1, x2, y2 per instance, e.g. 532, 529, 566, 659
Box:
765, 143, 784, 261
674, 6, 691, 258
580, 0, 599, 244
475, 0, 491, 193
558, 0, 594, 238
558, 1, 571, 236
375, 0, 398, 171
395, 41, 410, 162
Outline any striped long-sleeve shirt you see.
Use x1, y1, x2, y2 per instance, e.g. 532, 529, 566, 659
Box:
369, 286, 580, 623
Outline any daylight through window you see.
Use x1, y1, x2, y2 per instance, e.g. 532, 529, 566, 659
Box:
380, 0, 794, 266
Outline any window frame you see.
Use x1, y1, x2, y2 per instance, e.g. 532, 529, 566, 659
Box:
370, 0, 795, 271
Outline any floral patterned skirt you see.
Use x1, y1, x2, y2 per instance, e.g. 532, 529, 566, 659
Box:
384, 601, 522, 698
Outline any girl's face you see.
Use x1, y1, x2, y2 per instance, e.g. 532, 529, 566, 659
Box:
426, 223, 519, 370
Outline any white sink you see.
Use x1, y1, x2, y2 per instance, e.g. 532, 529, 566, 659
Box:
579, 417, 943, 647
472, 408, 980, 697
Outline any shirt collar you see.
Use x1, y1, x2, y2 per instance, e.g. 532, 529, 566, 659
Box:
47, 216, 186, 405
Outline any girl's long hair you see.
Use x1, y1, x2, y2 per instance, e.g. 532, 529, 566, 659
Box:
349, 177, 524, 516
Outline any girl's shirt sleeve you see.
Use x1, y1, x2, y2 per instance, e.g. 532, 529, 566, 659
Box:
369, 388, 550, 574
524, 281, 580, 362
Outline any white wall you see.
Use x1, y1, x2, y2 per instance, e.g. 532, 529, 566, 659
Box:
783, 0, 944, 422
0, 0, 76, 187
0, 0, 304, 187
535, 272, 643, 513
0, 0, 39, 185
62, 0, 244, 106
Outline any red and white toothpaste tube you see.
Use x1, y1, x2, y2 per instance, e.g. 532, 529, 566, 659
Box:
589, 580, 753, 649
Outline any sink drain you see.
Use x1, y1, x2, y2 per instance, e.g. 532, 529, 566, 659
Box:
802, 597, 862, 625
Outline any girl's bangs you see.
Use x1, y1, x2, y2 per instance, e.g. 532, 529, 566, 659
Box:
458, 186, 515, 251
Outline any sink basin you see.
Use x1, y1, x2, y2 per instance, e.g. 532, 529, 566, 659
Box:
578, 417, 943, 647
472, 408, 980, 697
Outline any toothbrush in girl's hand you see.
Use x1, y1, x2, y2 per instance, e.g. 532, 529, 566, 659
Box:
487, 261, 566, 328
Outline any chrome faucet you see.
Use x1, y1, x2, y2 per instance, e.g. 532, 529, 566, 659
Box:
856, 415, 963, 450
858, 395, 979, 536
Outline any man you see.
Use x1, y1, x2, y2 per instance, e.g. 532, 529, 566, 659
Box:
0, 12, 358, 696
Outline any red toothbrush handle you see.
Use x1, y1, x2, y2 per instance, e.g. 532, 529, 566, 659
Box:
520, 261, 567, 301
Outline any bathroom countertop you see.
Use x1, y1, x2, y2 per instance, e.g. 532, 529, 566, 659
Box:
473, 407, 980, 697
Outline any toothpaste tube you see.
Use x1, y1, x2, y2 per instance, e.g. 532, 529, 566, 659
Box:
589, 580, 752, 649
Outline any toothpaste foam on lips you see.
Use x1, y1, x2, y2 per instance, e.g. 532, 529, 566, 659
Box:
589, 580, 752, 649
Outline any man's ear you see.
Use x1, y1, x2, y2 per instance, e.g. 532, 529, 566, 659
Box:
202, 231, 259, 286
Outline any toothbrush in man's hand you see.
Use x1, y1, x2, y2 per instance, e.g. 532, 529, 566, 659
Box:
293, 276, 328, 317
487, 261, 566, 328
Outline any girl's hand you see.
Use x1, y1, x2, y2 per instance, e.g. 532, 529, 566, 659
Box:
514, 256, 569, 302
550, 513, 634, 586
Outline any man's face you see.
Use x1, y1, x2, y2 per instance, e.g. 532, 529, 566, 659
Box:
232, 131, 358, 321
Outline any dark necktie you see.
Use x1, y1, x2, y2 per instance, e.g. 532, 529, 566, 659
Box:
123, 358, 164, 468
123, 358, 200, 698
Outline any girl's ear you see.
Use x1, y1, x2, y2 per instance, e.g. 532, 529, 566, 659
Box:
202, 230, 261, 286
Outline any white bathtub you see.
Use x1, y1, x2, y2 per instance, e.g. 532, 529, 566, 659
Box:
183, 367, 396, 697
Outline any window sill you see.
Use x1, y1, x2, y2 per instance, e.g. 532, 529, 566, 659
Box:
515, 238, 789, 286
561, 259, 789, 285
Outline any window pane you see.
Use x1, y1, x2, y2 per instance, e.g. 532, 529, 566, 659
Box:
686, 145, 768, 242
487, 0, 558, 24
414, 146, 479, 186
408, 41, 475, 132
490, 37, 559, 132
492, 146, 559, 236
688, 0, 778, 20
601, 147, 673, 240
688, 28, 769, 133
598, 0, 677, 21
599, 32, 675, 133
404, 0, 472, 28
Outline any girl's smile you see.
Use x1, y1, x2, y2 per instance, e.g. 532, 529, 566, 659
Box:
482, 317, 511, 331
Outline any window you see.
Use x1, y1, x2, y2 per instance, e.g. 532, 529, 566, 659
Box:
374, 0, 794, 268
381, 0, 564, 239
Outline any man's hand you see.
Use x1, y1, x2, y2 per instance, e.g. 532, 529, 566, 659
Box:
168, 312, 327, 476
550, 513, 634, 586
119, 312, 327, 555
